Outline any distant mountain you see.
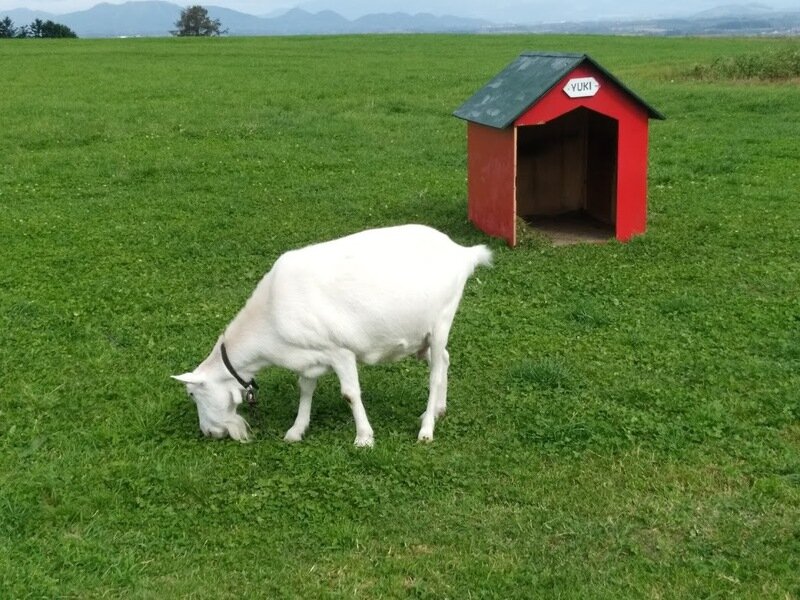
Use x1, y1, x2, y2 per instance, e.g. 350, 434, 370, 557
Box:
2, 7, 56, 23
63, 1, 179, 37
0, 1, 489, 37
261, 7, 351, 34
352, 11, 488, 33
1, 1, 798, 37
507, 7, 800, 35
296, 0, 800, 22
692, 3, 775, 18
260, 8, 292, 19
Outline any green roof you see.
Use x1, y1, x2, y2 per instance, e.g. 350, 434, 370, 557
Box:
453, 52, 665, 129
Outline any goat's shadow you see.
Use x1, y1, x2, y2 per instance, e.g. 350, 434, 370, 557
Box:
161, 361, 432, 443
262, 365, 430, 440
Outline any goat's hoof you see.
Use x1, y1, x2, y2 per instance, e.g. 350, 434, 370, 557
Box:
354, 434, 374, 448
283, 429, 304, 443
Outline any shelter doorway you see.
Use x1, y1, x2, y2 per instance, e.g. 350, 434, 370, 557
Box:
516, 107, 618, 244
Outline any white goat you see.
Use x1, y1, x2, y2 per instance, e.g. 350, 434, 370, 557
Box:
172, 224, 491, 446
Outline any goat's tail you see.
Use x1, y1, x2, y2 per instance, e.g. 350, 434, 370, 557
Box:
466, 244, 493, 271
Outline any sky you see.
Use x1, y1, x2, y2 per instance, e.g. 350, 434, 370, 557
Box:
2, 0, 799, 20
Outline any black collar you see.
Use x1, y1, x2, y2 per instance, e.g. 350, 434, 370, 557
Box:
220, 342, 259, 410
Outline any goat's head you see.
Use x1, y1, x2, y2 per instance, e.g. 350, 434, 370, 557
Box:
171, 370, 250, 441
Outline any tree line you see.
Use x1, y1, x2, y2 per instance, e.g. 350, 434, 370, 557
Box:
0, 17, 77, 38
1, 6, 223, 39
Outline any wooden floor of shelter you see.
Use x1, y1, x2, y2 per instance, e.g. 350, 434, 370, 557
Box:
523, 213, 614, 246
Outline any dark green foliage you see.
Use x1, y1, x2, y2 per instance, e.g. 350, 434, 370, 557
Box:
1, 17, 77, 38
0, 35, 798, 598
172, 5, 225, 37
687, 45, 800, 80
40, 20, 78, 38
29, 17, 43, 37
0, 16, 15, 38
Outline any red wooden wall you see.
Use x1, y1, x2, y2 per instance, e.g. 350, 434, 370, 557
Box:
467, 123, 517, 246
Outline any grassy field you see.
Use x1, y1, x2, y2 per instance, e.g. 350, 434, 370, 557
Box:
1, 34, 798, 598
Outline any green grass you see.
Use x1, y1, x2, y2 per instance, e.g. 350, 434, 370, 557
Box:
1, 35, 799, 598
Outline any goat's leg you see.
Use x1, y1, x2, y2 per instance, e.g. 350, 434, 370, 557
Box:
332, 351, 374, 447
419, 347, 449, 422
419, 341, 450, 443
434, 349, 449, 419
284, 376, 317, 442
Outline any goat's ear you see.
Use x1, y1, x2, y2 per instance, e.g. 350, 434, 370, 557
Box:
171, 372, 204, 385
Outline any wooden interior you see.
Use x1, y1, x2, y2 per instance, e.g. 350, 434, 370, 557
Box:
516, 107, 618, 242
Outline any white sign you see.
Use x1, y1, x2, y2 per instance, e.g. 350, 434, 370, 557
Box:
563, 77, 600, 98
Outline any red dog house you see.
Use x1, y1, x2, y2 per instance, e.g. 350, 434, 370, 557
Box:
454, 52, 665, 246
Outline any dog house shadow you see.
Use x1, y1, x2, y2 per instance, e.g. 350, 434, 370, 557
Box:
454, 51, 665, 247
